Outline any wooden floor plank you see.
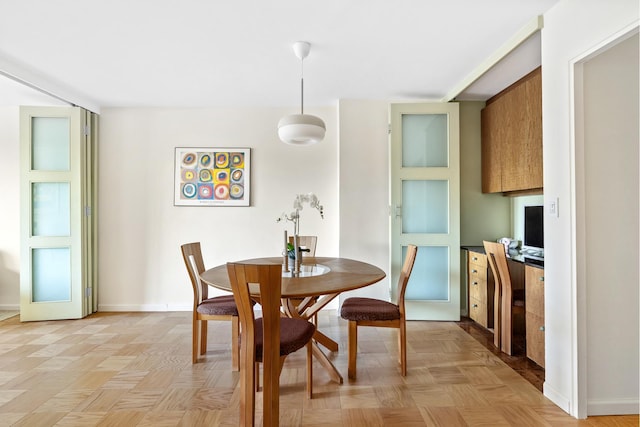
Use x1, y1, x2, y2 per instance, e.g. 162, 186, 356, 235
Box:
0, 312, 636, 426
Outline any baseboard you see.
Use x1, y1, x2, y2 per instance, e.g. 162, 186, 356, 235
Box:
543, 381, 572, 415
588, 398, 640, 416
0, 304, 19, 311
98, 304, 191, 312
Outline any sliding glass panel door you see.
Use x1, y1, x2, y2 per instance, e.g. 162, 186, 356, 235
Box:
20, 106, 97, 321
390, 103, 460, 320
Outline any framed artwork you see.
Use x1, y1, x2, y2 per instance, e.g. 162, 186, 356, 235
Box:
174, 147, 251, 206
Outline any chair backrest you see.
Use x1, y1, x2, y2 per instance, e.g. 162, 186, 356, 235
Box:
289, 235, 317, 257
396, 245, 418, 313
181, 242, 209, 306
484, 240, 516, 351
226, 262, 283, 422
483, 240, 513, 298
226, 262, 284, 353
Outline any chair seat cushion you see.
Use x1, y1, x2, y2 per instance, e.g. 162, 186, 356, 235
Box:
197, 295, 239, 316
340, 297, 400, 321
254, 317, 316, 361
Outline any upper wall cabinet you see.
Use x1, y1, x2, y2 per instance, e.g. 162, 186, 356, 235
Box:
481, 67, 543, 194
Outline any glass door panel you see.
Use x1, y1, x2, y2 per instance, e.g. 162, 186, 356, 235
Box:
402, 180, 448, 234
32, 248, 71, 302
32, 182, 71, 236
32, 117, 70, 170
404, 245, 449, 301
402, 114, 448, 167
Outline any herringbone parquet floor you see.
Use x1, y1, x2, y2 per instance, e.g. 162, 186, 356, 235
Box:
0, 311, 636, 426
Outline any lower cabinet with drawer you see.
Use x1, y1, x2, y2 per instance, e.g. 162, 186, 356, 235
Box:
467, 250, 494, 329
525, 265, 545, 367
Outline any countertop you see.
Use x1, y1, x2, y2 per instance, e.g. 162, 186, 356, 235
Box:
462, 245, 544, 268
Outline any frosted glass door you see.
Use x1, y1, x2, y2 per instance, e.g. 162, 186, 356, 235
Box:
390, 103, 460, 321
20, 107, 96, 321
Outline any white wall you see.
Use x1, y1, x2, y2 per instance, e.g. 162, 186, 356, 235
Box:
337, 100, 392, 302
0, 107, 20, 309
582, 33, 639, 415
541, 0, 639, 417
98, 106, 339, 310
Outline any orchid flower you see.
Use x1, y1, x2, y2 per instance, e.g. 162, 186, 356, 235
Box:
276, 193, 324, 235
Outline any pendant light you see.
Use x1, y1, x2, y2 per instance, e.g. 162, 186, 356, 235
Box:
278, 41, 326, 145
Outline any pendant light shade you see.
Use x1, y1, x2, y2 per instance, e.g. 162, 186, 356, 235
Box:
278, 41, 326, 145
278, 114, 326, 145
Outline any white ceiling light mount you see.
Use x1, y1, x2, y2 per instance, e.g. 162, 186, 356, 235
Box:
278, 41, 326, 145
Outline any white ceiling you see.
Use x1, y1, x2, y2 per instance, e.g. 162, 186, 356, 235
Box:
0, 0, 557, 110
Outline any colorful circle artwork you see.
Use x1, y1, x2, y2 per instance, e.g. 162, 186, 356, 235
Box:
199, 153, 212, 167
216, 152, 229, 168
215, 169, 230, 184
182, 169, 196, 182
231, 153, 244, 168
198, 183, 213, 199
215, 184, 229, 199
182, 152, 197, 167
199, 169, 212, 182
230, 184, 244, 199
176, 149, 248, 205
182, 183, 197, 198
231, 169, 243, 183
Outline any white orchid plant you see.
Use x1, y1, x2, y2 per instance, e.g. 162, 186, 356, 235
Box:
277, 192, 324, 237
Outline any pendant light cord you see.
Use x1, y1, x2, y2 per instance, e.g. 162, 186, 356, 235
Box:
300, 56, 304, 115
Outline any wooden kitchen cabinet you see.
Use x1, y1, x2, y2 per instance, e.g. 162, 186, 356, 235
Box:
467, 250, 494, 329
525, 265, 545, 367
481, 67, 543, 194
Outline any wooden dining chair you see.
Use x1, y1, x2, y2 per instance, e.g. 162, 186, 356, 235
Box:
181, 242, 242, 368
227, 262, 316, 427
340, 244, 417, 379
483, 240, 526, 356
288, 235, 317, 257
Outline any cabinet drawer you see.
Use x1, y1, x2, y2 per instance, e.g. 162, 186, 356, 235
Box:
525, 266, 545, 317
469, 265, 486, 283
468, 277, 487, 303
468, 251, 487, 269
526, 312, 545, 367
469, 297, 488, 328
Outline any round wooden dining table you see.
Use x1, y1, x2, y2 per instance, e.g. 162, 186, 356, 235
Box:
200, 256, 386, 384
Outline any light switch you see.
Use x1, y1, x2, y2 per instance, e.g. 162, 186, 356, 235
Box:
548, 197, 559, 217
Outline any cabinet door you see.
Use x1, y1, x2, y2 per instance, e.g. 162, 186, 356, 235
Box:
525, 265, 545, 366
526, 312, 545, 367
500, 68, 543, 192
481, 104, 502, 193
525, 266, 545, 317
481, 67, 543, 194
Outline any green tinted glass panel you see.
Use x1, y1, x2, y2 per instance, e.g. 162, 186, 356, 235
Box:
32, 117, 70, 170
402, 114, 448, 167
32, 182, 70, 236
32, 247, 71, 302
404, 245, 449, 301
402, 180, 448, 233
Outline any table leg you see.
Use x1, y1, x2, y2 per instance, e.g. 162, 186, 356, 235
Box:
313, 330, 339, 352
